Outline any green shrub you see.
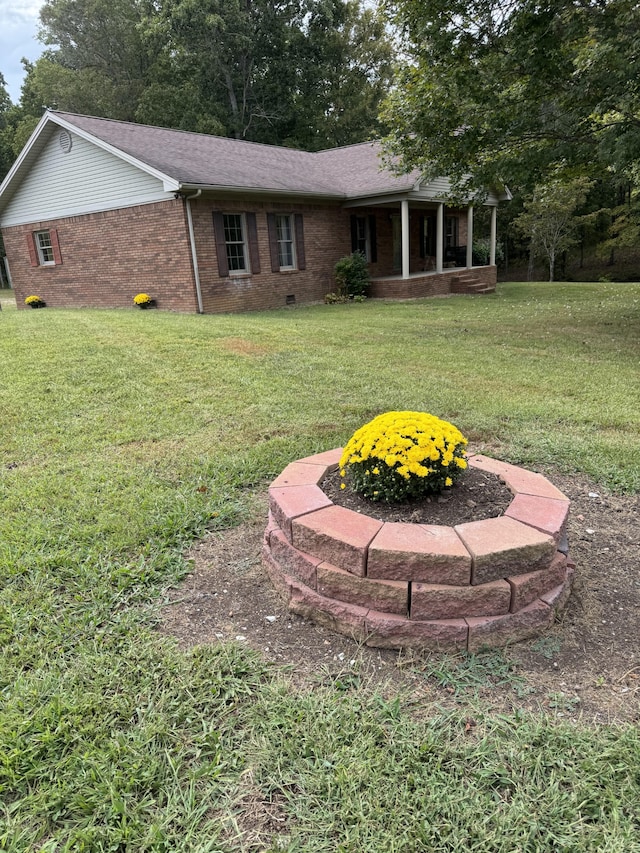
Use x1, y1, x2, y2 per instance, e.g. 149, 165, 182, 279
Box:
334, 252, 370, 297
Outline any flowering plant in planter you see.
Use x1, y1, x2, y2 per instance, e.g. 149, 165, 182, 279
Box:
133, 293, 155, 308
25, 295, 46, 308
339, 411, 468, 502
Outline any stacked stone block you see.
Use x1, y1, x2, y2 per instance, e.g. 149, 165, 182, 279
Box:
263, 450, 574, 650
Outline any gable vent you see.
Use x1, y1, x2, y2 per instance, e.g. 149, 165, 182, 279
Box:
59, 130, 72, 153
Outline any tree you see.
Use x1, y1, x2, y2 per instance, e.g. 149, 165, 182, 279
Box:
514, 174, 593, 281
144, 0, 393, 147
143, 0, 296, 141
381, 0, 640, 196
37, 0, 151, 120
0, 73, 14, 182
18, 0, 392, 149
283, 0, 394, 150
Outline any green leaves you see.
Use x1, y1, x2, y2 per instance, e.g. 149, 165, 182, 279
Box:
514, 172, 594, 281
383, 0, 640, 193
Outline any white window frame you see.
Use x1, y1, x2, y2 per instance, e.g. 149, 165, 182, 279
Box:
35, 230, 55, 266
276, 214, 296, 270
223, 213, 249, 274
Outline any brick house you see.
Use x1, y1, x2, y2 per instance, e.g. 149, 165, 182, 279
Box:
0, 111, 510, 313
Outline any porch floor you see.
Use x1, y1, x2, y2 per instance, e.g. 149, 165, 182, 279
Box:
371, 265, 468, 282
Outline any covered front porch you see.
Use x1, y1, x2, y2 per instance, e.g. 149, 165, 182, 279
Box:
344, 185, 502, 297
387, 198, 499, 279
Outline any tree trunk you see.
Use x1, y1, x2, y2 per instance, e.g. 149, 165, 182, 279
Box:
527, 237, 536, 281
224, 68, 241, 138
549, 249, 555, 282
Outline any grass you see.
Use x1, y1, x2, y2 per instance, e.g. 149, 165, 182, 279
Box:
1, 282, 639, 851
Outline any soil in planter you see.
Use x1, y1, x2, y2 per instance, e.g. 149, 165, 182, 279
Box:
321, 465, 513, 526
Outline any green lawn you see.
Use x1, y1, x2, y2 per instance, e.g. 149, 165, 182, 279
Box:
1, 283, 639, 851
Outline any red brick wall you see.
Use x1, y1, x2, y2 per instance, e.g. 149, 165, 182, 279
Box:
3, 200, 198, 312
368, 265, 497, 299
190, 198, 352, 313
2, 195, 476, 313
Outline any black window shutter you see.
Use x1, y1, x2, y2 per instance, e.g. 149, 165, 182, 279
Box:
419, 215, 425, 258
267, 213, 280, 271
350, 215, 358, 253
368, 215, 377, 263
294, 214, 306, 270
212, 212, 229, 277
246, 213, 260, 274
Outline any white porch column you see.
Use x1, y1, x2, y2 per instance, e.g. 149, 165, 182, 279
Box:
490, 205, 497, 266
401, 199, 410, 279
466, 205, 474, 268
436, 203, 444, 273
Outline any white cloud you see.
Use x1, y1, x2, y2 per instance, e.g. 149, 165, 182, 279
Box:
0, 0, 43, 101
1, 0, 41, 22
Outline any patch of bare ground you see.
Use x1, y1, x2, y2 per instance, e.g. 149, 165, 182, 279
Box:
158, 467, 639, 724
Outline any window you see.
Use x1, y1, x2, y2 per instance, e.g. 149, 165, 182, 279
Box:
213, 211, 260, 277
391, 215, 401, 271
276, 214, 296, 269
35, 231, 55, 265
27, 229, 62, 267
223, 213, 248, 273
354, 216, 368, 257
350, 214, 377, 263
266, 213, 306, 273
445, 216, 459, 249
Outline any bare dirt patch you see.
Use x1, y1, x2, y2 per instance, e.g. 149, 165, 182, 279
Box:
220, 337, 272, 356
158, 468, 639, 723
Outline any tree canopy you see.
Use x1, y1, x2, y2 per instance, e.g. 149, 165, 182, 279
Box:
382, 0, 640, 195
0, 0, 393, 167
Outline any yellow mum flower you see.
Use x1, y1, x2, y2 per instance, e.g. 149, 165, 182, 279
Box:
339, 410, 468, 502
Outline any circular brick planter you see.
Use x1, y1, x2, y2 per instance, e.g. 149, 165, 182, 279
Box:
263, 449, 574, 651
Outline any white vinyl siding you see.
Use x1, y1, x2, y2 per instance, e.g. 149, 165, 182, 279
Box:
418, 176, 507, 206
1, 130, 168, 227
419, 177, 454, 198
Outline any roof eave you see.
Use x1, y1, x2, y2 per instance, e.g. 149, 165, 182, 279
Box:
176, 182, 346, 200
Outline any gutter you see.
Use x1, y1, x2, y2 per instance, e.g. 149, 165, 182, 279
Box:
183, 189, 203, 314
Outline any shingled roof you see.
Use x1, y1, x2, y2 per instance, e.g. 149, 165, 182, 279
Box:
52, 112, 420, 198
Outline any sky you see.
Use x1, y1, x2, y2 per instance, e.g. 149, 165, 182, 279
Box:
0, 0, 44, 103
